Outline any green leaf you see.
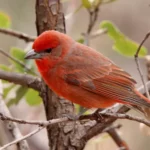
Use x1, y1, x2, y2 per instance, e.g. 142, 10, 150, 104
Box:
100, 21, 124, 40
0, 64, 11, 71
10, 47, 26, 72
0, 11, 11, 28
82, 0, 92, 8
100, 21, 147, 57
10, 47, 25, 61
113, 39, 147, 57
25, 88, 42, 106
3, 84, 15, 99
7, 86, 28, 107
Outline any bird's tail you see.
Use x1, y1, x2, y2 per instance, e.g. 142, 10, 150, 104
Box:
133, 89, 150, 119
134, 89, 150, 108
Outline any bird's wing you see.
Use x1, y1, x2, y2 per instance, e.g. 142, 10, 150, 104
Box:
61, 44, 150, 107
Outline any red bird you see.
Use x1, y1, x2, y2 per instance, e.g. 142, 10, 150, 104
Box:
25, 30, 150, 109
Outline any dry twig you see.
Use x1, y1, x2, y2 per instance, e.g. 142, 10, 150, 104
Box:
107, 127, 129, 150
0, 127, 43, 150
0, 28, 35, 42
135, 31, 150, 99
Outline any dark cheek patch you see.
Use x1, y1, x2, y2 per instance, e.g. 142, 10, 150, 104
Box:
51, 45, 62, 57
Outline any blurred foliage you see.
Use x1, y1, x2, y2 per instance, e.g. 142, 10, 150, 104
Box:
7, 86, 28, 106
0, 11, 11, 28
1, 47, 42, 106
26, 88, 42, 106
100, 21, 147, 57
0, 11, 41, 106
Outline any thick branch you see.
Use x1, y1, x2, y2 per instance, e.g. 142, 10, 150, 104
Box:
35, 1, 78, 150
0, 70, 41, 91
107, 126, 129, 150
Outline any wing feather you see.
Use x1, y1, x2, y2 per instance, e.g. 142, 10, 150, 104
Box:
61, 43, 150, 107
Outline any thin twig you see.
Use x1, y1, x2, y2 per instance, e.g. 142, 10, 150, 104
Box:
135, 32, 150, 57
100, 112, 150, 127
0, 49, 36, 75
84, 6, 100, 45
135, 31, 150, 99
0, 28, 35, 42
102, 124, 122, 132
89, 28, 107, 39
82, 29, 107, 40
0, 113, 69, 126
87, 8, 99, 34
0, 126, 44, 150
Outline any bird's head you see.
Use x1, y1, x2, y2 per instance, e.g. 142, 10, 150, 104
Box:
25, 30, 63, 60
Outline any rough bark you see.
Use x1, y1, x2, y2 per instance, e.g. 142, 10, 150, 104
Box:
35, 1, 92, 149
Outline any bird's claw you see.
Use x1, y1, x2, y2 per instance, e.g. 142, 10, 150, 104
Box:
92, 109, 105, 123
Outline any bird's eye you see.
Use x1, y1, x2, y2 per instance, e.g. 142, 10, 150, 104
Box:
44, 48, 52, 53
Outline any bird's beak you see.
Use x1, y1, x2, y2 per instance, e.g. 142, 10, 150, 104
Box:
25, 50, 42, 59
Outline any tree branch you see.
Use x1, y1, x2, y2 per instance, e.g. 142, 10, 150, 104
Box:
100, 112, 150, 127
87, 7, 99, 34
135, 31, 150, 99
107, 126, 129, 150
0, 113, 69, 126
0, 80, 30, 150
0, 126, 43, 150
0, 70, 41, 91
0, 28, 35, 42
84, 5, 100, 45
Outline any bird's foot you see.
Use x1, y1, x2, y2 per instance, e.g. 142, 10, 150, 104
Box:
92, 108, 105, 123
